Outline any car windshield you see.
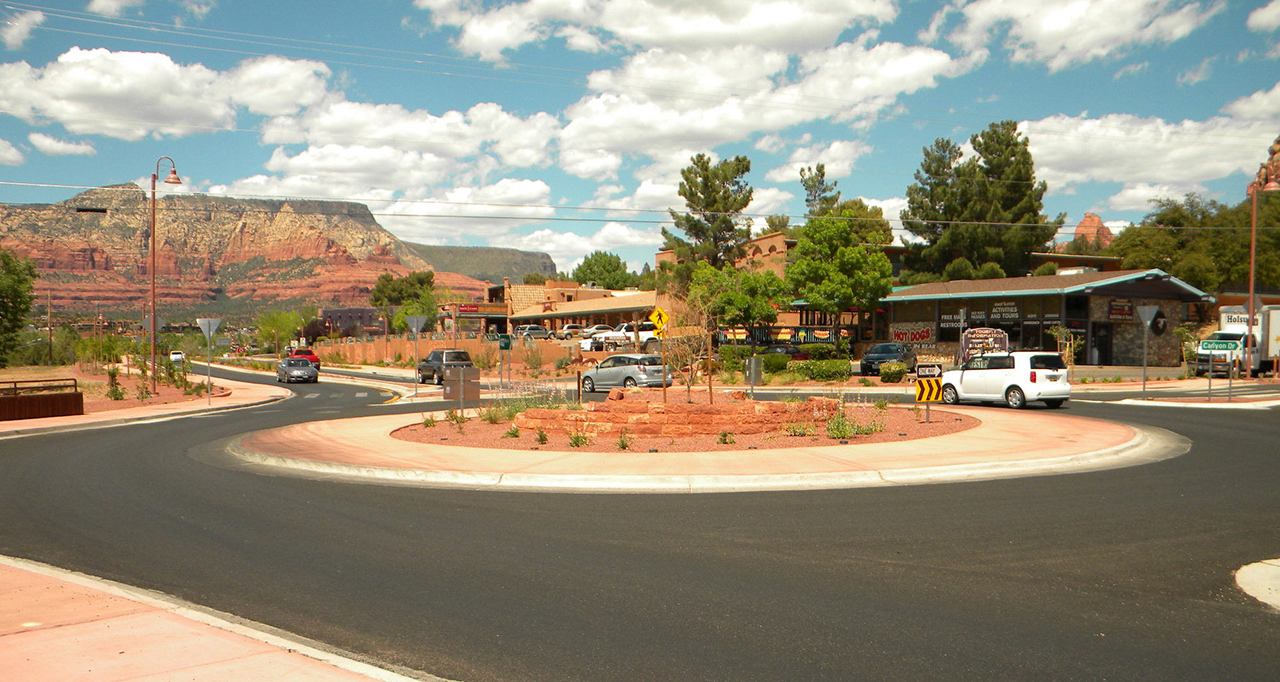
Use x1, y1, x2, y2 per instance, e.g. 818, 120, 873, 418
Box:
284, 358, 310, 367
637, 356, 663, 366
869, 344, 899, 354
444, 351, 472, 362
1029, 354, 1067, 370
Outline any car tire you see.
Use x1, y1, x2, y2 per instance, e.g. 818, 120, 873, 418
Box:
942, 384, 959, 405
605, 341, 617, 351
1043, 399, 1064, 408
582, 377, 595, 393
623, 377, 637, 389
1005, 386, 1026, 409
434, 371, 443, 386
643, 339, 660, 353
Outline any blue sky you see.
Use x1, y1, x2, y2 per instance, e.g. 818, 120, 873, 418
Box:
1, 0, 1278, 276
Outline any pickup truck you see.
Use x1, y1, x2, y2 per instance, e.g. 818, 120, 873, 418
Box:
417, 349, 474, 384
581, 322, 660, 352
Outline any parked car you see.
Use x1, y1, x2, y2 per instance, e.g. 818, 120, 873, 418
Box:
515, 324, 551, 340
168, 350, 186, 364
417, 349, 474, 385
585, 322, 661, 352
940, 351, 1071, 409
859, 343, 917, 375
288, 347, 321, 369
276, 357, 319, 383
762, 345, 809, 361
555, 324, 586, 340
580, 353, 671, 392
581, 324, 614, 336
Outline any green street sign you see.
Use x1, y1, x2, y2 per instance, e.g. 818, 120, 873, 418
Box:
498, 334, 512, 351
1200, 340, 1240, 351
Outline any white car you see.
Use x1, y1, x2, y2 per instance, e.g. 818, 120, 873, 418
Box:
168, 350, 186, 364
940, 351, 1071, 409
581, 322, 660, 352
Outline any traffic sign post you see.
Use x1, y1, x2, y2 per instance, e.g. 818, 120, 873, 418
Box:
1136, 306, 1160, 400
649, 307, 670, 403
405, 315, 431, 398
915, 377, 943, 423
196, 318, 221, 406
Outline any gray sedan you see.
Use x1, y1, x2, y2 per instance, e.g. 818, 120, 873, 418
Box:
580, 353, 671, 392
276, 357, 319, 383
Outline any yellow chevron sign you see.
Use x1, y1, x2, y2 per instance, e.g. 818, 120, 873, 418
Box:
915, 377, 943, 403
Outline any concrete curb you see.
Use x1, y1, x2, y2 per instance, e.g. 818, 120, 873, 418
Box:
0, 554, 446, 682
226, 422, 1189, 494
1236, 559, 1280, 613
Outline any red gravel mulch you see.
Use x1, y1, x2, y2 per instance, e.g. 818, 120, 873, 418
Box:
392, 389, 978, 453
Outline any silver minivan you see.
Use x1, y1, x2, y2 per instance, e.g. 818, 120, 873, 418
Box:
580, 354, 671, 392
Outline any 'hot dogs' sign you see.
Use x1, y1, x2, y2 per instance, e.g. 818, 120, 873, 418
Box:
890, 322, 934, 344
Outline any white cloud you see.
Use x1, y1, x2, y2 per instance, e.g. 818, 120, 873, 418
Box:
508, 221, 662, 272
1104, 182, 1207, 211
0, 137, 22, 165
416, 0, 897, 59
1248, 0, 1280, 31
0, 48, 337, 140
1025, 113, 1277, 194
1176, 57, 1214, 85
764, 139, 873, 182
946, 0, 1225, 72
27, 132, 95, 156
221, 56, 331, 117
1114, 61, 1148, 79
86, 0, 145, 17
745, 187, 794, 230
1221, 81, 1280, 120
2, 10, 44, 50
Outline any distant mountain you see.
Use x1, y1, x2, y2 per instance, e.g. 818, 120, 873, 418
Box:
0, 185, 491, 314
403, 243, 557, 284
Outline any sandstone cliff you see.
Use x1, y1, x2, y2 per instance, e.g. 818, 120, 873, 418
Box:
1, 185, 491, 311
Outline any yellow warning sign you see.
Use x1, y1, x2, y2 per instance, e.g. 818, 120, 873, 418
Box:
649, 307, 669, 330
915, 377, 943, 403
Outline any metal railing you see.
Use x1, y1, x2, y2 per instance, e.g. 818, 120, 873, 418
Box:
0, 378, 78, 395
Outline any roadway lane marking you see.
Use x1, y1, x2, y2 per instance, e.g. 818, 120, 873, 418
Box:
355, 392, 368, 398
303, 393, 320, 399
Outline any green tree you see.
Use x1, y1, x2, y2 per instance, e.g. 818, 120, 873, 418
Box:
800, 164, 840, 216
901, 121, 1062, 278
572, 251, 638, 290
785, 199, 893, 354
523, 272, 548, 285
256, 309, 304, 354
688, 264, 788, 347
636, 262, 656, 291
660, 153, 754, 293
0, 249, 36, 367
370, 271, 435, 306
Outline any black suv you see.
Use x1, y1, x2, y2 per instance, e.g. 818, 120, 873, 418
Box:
859, 343, 917, 375
417, 349, 474, 385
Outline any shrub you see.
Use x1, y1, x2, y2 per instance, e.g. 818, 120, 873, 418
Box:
617, 429, 633, 450
717, 345, 755, 362
536, 428, 548, 444
799, 343, 837, 360
765, 371, 801, 386
502, 426, 520, 439
472, 345, 498, 370
785, 422, 814, 437
717, 431, 735, 444
859, 377, 875, 387
792, 359, 852, 382
479, 403, 506, 424
105, 367, 125, 401
761, 353, 791, 373
879, 361, 908, 383
554, 355, 573, 371
721, 358, 744, 374
717, 369, 742, 385
826, 410, 854, 439
520, 344, 544, 370
568, 432, 590, 447
422, 415, 437, 428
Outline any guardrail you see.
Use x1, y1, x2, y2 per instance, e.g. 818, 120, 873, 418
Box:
0, 378, 79, 395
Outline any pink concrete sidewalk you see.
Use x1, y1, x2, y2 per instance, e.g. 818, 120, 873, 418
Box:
0, 557, 418, 682
0, 376, 289, 437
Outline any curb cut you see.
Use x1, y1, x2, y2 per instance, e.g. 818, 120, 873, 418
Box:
1236, 559, 1280, 613
226, 422, 1189, 494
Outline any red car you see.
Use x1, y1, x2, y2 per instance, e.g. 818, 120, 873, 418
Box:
288, 347, 321, 369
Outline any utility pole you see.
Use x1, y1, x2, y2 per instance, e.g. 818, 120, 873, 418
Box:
46, 290, 53, 365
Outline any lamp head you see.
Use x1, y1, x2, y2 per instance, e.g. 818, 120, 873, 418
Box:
163, 168, 182, 185
1264, 178, 1280, 193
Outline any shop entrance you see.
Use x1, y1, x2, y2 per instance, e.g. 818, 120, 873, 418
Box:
1089, 322, 1113, 365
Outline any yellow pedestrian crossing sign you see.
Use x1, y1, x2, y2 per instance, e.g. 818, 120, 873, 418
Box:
649, 307, 669, 330
915, 377, 943, 403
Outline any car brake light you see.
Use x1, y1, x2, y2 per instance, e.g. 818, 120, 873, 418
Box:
1030, 371, 1037, 383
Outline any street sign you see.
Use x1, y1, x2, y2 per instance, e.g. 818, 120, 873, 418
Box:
196, 317, 221, 342
916, 363, 942, 378
915, 377, 943, 402
649, 307, 669, 330
405, 315, 431, 334
498, 334, 512, 351
1201, 340, 1241, 351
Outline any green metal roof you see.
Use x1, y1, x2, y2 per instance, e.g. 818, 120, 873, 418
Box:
885, 269, 1213, 303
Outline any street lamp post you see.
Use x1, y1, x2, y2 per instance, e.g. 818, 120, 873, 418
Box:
150, 156, 182, 394
1246, 137, 1280, 377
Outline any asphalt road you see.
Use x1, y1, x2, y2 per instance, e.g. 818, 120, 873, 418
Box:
1, 368, 1278, 681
